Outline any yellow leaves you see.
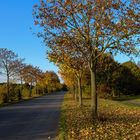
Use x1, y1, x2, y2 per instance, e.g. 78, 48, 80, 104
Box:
97, 31, 102, 36
62, 93, 140, 140
64, 0, 71, 7
77, 3, 83, 10
53, 6, 58, 14
94, 22, 100, 30
123, 29, 128, 34
128, 10, 134, 16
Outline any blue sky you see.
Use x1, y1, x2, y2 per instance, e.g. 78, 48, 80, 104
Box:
0, 0, 139, 80
0, 0, 58, 74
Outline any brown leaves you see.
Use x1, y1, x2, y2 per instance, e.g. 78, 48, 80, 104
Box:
64, 0, 71, 7
61, 93, 140, 139
34, 21, 39, 25
53, 6, 58, 14
112, 3, 120, 10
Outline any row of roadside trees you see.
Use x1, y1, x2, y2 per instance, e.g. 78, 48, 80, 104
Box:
59, 55, 140, 99
33, 0, 140, 119
0, 48, 64, 104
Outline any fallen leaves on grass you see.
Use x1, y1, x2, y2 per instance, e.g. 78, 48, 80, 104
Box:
62, 93, 140, 140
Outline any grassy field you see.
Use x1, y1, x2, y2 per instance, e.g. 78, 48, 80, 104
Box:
58, 93, 140, 140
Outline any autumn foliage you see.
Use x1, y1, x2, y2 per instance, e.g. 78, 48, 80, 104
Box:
0, 48, 63, 104
33, 0, 140, 117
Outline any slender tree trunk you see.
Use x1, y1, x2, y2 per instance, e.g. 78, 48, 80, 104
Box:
42, 88, 45, 95
7, 73, 10, 102
35, 81, 38, 95
36, 86, 38, 95
75, 92, 78, 101
73, 85, 78, 101
77, 77, 82, 106
90, 67, 98, 119
20, 78, 23, 99
72, 85, 75, 99
29, 83, 32, 97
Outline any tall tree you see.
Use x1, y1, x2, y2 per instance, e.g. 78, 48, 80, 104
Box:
48, 41, 87, 106
21, 65, 39, 96
34, 0, 140, 118
59, 64, 80, 102
122, 61, 140, 80
0, 48, 24, 101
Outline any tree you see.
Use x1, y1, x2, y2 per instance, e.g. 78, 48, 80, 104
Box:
48, 40, 87, 106
59, 64, 79, 102
111, 62, 140, 96
89, 53, 118, 98
34, 0, 140, 118
122, 61, 140, 80
42, 71, 61, 93
0, 48, 24, 102
21, 65, 37, 96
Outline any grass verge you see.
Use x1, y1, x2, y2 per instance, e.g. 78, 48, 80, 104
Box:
0, 94, 44, 108
111, 95, 140, 101
58, 92, 140, 140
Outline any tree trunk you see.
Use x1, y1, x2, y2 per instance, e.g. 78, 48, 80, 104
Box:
90, 67, 98, 119
35, 82, 38, 95
20, 78, 23, 99
75, 92, 78, 101
72, 85, 76, 99
7, 73, 10, 102
77, 77, 82, 106
29, 83, 32, 97
36, 86, 38, 95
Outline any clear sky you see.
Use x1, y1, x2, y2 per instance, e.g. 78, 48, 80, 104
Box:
0, 0, 139, 79
0, 0, 58, 74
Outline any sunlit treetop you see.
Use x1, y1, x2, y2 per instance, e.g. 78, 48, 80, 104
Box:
33, 0, 140, 57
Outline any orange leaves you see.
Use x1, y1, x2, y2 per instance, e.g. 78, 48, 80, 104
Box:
97, 31, 102, 36
128, 9, 134, 16
94, 22, 100, 30
64, 0, 71, 7
34, 20, 39, 25
77, 3, 83, 10
123, 28, 128, 34
112, 3, 120, 10
53, 6, 58, 14
62, 93, 140, 139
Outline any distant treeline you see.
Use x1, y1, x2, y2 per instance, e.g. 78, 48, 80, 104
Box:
60, 53, 140, 99
0, 48, 67, 104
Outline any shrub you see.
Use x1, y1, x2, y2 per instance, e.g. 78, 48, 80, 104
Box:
0, 85, 7, 103
21, 87, 30, 99
97, 84, 112, 98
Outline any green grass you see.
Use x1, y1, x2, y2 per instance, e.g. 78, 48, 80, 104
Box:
111, 95, 140, 101
59, 93, 140, 140
57, 93, 73, 140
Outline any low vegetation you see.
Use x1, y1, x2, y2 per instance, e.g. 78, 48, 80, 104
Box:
0, 81, 66, 106
59, 93, 140, 140
0, 48, 66, 105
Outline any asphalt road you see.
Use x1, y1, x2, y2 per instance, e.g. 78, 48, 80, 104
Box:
0, 92, 65, 140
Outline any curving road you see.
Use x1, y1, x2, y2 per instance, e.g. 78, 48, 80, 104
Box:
0, 92, 64, 140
